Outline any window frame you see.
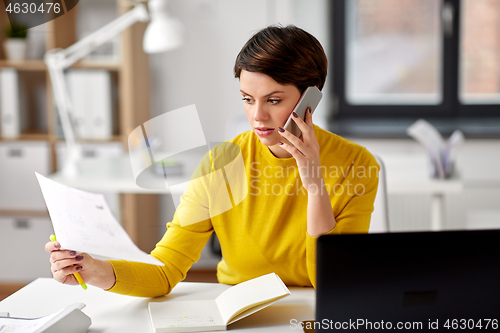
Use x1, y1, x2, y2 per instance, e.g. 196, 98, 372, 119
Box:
330, 0, 499, 121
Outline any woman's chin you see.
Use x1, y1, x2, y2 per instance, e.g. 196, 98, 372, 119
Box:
256, 136, 279, 147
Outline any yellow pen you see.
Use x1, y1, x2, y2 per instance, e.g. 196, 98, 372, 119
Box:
50, 234, 87, 290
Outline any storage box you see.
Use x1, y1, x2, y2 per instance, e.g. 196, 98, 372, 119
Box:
0, 217, 53, 282
0, 141, 51, 210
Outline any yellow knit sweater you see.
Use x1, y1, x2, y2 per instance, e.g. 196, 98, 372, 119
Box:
107, 125, 379, 297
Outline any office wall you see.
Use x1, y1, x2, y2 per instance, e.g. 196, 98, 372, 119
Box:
148, 0, 331, 142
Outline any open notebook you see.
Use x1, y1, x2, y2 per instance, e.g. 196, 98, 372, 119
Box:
148, 273, 290, 333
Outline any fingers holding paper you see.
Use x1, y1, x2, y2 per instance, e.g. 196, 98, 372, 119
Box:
45, 240, 61, 252
45, 241, 90, 285
51, 252, 85, 272
44, 241, 116, 289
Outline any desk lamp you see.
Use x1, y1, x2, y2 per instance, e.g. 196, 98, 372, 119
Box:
44, 0, 184, 177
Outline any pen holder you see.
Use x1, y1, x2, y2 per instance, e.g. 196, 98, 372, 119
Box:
429, 157, 456, 180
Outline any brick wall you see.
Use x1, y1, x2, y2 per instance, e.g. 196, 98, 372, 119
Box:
356, 0, 438, 36
353, 0, 500, 96
461, 0, 500, 94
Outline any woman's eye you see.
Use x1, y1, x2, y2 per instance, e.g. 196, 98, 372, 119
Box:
269, 99, 281, 105
242, 97, 253, 104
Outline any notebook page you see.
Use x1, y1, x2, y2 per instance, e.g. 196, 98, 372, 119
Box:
148, 300, 225, 332
215, 273, 290, 324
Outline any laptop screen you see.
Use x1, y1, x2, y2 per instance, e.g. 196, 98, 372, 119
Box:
316, 230, 500, 332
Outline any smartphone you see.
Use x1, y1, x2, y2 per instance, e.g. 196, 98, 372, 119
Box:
282, 86, 323, 143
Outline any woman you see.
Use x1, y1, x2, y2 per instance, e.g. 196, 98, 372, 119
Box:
45, 25, 379, 297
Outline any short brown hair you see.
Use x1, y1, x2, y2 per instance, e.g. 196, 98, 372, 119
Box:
234, 25, 328, 94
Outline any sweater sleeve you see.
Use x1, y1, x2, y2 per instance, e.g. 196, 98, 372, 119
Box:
306, 148, 380, 288
106, 152, 216, 297
105, 216, 213, 297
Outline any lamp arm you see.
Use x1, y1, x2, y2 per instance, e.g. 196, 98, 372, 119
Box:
58, 4, 149, 68
43, 3, 149, 177
45, 62, 82, 176
47, 64, 77, 146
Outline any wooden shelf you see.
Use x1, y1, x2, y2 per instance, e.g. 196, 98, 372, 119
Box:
0, 209, 49, 218
70, 60, 121, 71
0, 59, 120, 71
0, 60, 47, 71
0, 133, 51, 142
54, 135, 123, 143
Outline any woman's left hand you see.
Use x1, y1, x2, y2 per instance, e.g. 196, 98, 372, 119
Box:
277, 108, 324, 193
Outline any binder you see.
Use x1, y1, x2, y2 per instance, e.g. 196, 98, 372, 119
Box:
66, 69, 113, 139
0, 68, 21, 138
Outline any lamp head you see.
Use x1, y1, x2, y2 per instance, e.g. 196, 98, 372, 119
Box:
143, 0, 185, 53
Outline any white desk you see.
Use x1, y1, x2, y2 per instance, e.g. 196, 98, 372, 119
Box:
381, 154, 463, 195
0, 278, 315, 333
49, 154, 194, 195
380, 153, 463, 231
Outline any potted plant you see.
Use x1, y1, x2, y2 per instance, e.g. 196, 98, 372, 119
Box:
4, 21, 28, 61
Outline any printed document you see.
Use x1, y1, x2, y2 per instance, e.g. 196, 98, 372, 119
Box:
36, 173, 163, 265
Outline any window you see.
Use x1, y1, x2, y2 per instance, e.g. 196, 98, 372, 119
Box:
331, 0, 500, 121
460, 0, 500, 105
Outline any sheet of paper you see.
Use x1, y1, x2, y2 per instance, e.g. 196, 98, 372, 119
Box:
443, 129, 464, 174
407, 119, 446, 178
407, 119, 465, 179
0, 303, 84, 333
36, 173, 163, 266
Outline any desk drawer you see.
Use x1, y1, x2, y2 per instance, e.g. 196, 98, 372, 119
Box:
0, 142, 51, 210
0, 217, 53, 282
55, 142, 124, 170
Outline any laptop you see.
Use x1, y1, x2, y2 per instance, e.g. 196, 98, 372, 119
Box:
316, 230, 500, 332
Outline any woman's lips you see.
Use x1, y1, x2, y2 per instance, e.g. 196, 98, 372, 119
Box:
255, 127, 275, 137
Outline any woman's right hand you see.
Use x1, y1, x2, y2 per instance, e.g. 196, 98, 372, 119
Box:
45, 240, 116, 290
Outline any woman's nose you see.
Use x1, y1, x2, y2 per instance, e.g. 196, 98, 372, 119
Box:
253, 103, 268, 121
